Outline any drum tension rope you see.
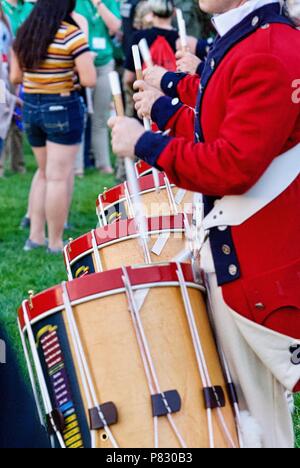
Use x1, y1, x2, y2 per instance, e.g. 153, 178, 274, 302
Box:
226, 382, 239, 407
46, 408, 66, 435
151, 390, 181, 418
203, 386, 226, 410
89, 402, 118, 430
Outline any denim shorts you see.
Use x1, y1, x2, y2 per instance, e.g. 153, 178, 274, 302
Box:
23, 93, 86, 147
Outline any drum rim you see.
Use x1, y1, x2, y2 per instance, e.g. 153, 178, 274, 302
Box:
18, 263, 205, 330
65, 214, 187, 263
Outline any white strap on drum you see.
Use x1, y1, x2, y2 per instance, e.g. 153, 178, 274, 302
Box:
203, 144, 300, 230
176, 264, 237, 449
122, 267, 187, 449
22, 302, 66, 449
61, 282, 119, 449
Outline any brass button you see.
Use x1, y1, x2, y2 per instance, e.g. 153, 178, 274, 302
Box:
255, 302, 265, 311
228, 264, 238, 276
222, 244, 231, 255
210, 58, 216, 70
261, 23, 270, 29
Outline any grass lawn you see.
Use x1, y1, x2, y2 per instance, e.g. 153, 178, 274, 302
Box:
0, 143, 299, 448
0, 142, 115, 364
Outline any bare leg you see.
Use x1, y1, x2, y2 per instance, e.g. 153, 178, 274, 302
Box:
46, 141, 78, 250
29, 147, 47, 245
26, 170, 40, 219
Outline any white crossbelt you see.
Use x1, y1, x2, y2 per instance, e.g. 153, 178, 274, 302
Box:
203, 144, 300, 230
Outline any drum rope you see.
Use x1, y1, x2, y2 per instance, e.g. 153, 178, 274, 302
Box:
205, 277, 244, 448
62, 282, 119, 449
175, 267, 215, 448
176, 263, 237, 449
22, 302, 66, 449
122, 267, 187, 448
121, 277, 160, 447
97, 195, 108, 228
164, 176, 179, 216
91, 229, 104, 273
64, 245, 74, 281
18, 318, 45, 430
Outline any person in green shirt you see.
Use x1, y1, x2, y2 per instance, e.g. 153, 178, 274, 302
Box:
1, 0, 34, 37
76, 0, 121, 174
1, 1, 35, 175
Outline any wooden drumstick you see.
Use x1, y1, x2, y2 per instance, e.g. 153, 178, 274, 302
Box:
109, 71, 150, 258
176, 9, 188, 52
138, 38, 154, 68
132, 45, 160, 191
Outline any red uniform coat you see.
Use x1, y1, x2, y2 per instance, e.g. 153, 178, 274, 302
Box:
135, 11, 300, 390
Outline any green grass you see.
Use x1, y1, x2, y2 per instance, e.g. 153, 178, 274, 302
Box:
0, 142, 115, 363
0, 143, 299, 448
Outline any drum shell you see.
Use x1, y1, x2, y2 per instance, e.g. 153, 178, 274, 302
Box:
19, 265, 239, 449
65, 216, 189, 280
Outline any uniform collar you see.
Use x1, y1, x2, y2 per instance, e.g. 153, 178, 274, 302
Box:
212, 0, 281, 36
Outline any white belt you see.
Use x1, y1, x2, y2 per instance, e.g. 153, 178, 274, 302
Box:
203, 144, 300, 230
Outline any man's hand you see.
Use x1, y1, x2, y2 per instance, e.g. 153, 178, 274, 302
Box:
176, 36, 198, 55
108, 116, 145, 159
133, 80, 163, 119
176, 50, 201, 75
143, 66, 167, 90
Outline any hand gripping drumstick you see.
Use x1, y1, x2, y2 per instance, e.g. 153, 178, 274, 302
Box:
176, 9, 188, 52
132, 45, 151, 131
109, 71, 151, 262
133, 44, 160, 191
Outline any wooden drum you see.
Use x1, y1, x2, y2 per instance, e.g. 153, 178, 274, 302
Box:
19, 263, 239, 449
96, 173, 193, 227
64, 215, 189, 280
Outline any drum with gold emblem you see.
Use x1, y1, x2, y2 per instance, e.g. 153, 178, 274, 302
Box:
96, 172, 193, 227
64, 214, 189, 280
18, 263, 241, 449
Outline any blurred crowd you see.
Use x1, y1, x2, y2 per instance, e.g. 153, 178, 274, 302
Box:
0, 0, 214, 252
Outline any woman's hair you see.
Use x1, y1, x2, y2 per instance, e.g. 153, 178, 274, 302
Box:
285, 0, 300, 25
148, 0, 175, 19
13, 0, 77, 69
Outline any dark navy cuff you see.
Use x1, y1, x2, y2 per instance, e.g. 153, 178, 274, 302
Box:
151, 96, 183, 131
135, 131, 173, 169
196, 61, 205, 76
161, 72, 187, 98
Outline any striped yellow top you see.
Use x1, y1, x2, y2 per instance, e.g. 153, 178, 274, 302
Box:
23, 21, 90, 95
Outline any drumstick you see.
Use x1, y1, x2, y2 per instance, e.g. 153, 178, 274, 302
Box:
176, 9, 188, 52
133, 44, 160, 191
109, 71, 150, 260
138, 38, 153, 68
